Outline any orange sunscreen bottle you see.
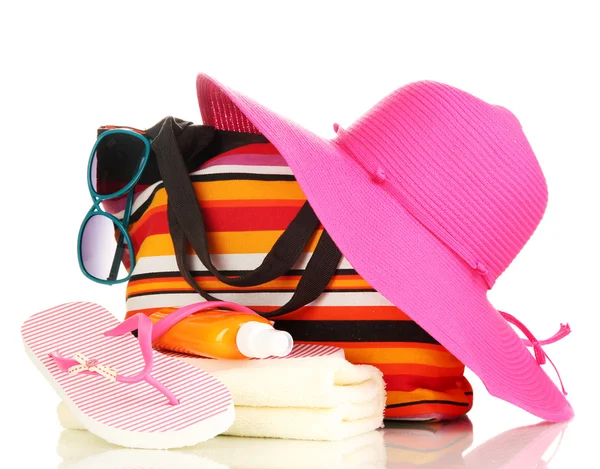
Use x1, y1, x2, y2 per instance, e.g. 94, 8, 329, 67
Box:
149, 308, 293, 360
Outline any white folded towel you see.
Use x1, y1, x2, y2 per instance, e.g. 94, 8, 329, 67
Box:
57, 429, 387, 469
223, 398, 385, 441
58, 344, 386, 441
168, 344, 385, 409
59, 399, 385, 442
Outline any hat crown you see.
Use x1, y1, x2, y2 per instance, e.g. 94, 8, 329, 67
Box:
336, 81, 548, 287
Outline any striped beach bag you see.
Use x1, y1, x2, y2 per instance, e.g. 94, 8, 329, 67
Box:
115, 117, 474, 421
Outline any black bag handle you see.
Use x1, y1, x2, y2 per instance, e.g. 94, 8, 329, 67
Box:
150, 117, 321, 287
152, 116, 342, 318
168, 204, 342, 318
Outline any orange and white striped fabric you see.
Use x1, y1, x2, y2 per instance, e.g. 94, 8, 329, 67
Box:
123, 141, 473, 420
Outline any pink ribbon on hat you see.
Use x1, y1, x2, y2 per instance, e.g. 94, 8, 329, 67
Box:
499, 312, 571, 395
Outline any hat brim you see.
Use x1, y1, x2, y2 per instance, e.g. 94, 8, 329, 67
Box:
196, 74, 573, 422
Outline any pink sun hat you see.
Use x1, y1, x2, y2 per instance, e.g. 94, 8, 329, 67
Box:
196, 74, 573, 422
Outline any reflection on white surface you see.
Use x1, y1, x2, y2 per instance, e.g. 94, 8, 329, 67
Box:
384, 419, 566, 468
56, 418, 567, 469
383, 418, 474, 468
57, 429, 386, 469
186, 430, 386, 468
58, 446, 227, 469
464, 420, 566, 469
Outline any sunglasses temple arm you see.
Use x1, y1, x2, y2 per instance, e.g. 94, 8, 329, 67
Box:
108, 191, 135, 281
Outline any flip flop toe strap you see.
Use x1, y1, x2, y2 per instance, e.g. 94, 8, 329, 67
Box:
49, 313, 180, 405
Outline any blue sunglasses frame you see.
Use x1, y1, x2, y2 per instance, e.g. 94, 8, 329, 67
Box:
77, 129, 151, 284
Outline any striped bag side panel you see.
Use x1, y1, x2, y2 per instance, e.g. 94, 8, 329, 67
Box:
124, 142, 473, 420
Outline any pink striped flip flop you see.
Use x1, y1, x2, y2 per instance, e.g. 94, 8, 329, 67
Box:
21, 301, 240, 449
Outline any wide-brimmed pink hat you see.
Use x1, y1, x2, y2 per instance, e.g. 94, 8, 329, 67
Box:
196, 74, 573, 422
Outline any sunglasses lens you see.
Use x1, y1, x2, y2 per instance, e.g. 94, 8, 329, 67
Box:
91, 132, 147, 196
80, 214, 131, 282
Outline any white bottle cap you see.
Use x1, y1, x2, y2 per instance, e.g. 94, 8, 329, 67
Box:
236, 321, 294, 359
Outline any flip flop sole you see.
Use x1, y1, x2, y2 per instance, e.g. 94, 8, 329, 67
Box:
22, 302, 234, 449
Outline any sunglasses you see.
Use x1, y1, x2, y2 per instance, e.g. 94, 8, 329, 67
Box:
77, 128, 151, 284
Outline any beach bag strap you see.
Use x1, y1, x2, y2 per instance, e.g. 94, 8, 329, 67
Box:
151, 117, 342, 317
169, 208, 342, 318
150, 116, 322, 287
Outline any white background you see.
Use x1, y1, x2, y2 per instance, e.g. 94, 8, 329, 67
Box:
1, 1, 598, 467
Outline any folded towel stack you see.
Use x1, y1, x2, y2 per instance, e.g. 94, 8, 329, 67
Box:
58, 344, 386, 441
